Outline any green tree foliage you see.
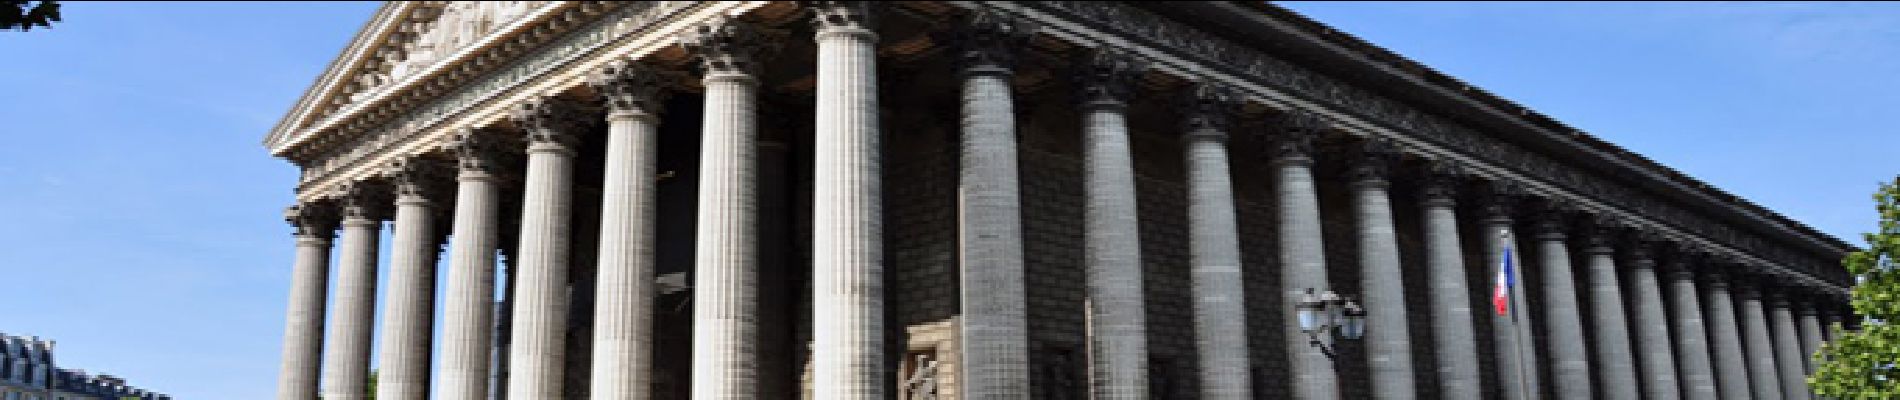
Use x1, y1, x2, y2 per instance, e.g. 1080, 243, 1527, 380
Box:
2, 1, 59, 31
1811, 176, 1900, 398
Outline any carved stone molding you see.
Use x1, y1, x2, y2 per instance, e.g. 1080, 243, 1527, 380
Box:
940, 6, 1037, 75
285, 202, 340, 238
1530, 200, 1572, 240
1265, 110, 1325, 166
510, 95, 590, 150
1699, 266, 1731, 288
1178, 81, 1239, 143
679, 17, 777, 79
589, 59, 670, 118
1476, 180, 1523, 222
1579, 215, 1620, 254
1072, 46, 1146, 110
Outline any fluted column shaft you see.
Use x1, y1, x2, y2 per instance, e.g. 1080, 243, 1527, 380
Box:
592, 62, 667, 400
438, 136, 504, 400
696, 59, 761, 400
1581, 233, 1639, 400
321, 200, 383, 400
277, 206, 335, 400
1182, 86, 1251, 400
1419, 173, 1481, 400
1531, 216, 1590, 400
1480, 196, 1536, 400
811, 5, 885, 398
1796, 305, 1823, 388
1703, 273, 1752, 400
1349, 147, 1414, 400
1277, 124, 1335, 400
1740, 284, 1784, 400
1770, 296, 1809, 400
1630, 248, 1681, 399
1076, 55, 1150, 400
1667, 264, 1717, 400
505, 98, 584, 399
952, 14, 1031, 398
377, 169, 446, 400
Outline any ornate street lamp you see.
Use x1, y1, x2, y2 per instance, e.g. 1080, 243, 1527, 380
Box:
1295, 287, 1366, 361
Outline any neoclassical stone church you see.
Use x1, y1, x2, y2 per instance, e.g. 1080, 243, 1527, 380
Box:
263, 2, 1855, 399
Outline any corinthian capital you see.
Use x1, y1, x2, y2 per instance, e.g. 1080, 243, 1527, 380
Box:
334, 181, 393, 222
1266, 109, 1327, 165
1530, 200, 1573, 240
678, 18, 776, 79
1346, 138, 1397, 186
386, 157, 453, 206
806, 1, 878, 36
452, 127, 509, 176
589, 59, 670, 117
940, 7, 1036, 75
1073, 47, 1147, 110
1475, 180, 1523, 221
510, 95, 590, 150
1178, 81, 1240, 142
1579, 215, 1621, 253
1420, 158, 1465, 206
285, 202, 339, 238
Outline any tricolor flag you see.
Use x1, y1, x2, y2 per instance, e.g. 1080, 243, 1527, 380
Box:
1493, 242, 1516, 316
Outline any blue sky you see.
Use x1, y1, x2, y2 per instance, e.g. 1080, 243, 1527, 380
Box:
0, 2, 1894, 399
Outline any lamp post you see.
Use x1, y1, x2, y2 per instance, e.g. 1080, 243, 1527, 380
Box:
1296, 287, 1366, 361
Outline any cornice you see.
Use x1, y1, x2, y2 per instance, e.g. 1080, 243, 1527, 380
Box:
264, 1, 416, 152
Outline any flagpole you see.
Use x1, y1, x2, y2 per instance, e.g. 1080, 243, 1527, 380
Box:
1504, 229, 1537, 400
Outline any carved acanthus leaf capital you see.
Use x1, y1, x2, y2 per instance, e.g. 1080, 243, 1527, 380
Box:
1622, 231, 1664, 263
1346, 138, 1397, 185
589, 59, 670, 117
285, 202, 339, 238
1266, 110, 1327, 165
386, 157, 454, 206
941, 7, 1035, 74
1579, 215, 1621, 252
1530, 200, 1573, 239
510, 95, 590, 150
1178, 81, 1240, 142
806, 1, 878, 36
452, 127, 510, 175
1476, 180, 1524, 221
334, 181, 394, 222
1073, 47, 1147, 109
1419, 158, 1466, 204
679, 18, 777, 79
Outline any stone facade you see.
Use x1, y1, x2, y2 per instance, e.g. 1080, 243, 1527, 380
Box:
264, 2, 1854, 399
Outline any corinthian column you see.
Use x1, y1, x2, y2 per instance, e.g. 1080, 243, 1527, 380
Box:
681, 19, 771, 399
1529, 205, 1590, 400
376, 159, 451, 400
587, 59, 669, 400
277, 203, 336, 400
1701, 269, 1753, 400
1479, 183, 1537, 400
809, 3, 886, 399
1347, 140, 1414, 400
438, 129, 507, 400
1418, 162, 1481, 400
944, 9, 1033, 398
1769, 292, 1810, 400
1074, 47, 1150, 400
1274, 111, 1335, 400
1796, 300, 1823, 387
1738, 279, 1785, 400
1665, 252, 1717, 400
505, 96, 588, 399
1180, 83, 1252, 400
321, 183, 389, 400
1580, 219, 1639, 400
1627, 238, 1681, 399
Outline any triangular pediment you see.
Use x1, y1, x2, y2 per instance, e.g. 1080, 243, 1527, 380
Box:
265, 1, 558, 156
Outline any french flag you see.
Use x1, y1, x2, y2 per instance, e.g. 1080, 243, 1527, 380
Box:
1493, 244, 1516, 316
